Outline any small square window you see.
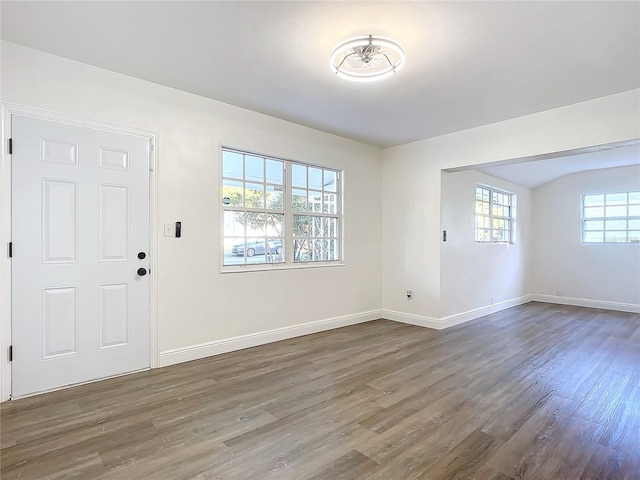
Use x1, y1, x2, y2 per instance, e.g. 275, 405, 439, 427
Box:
582, 191, 640, 244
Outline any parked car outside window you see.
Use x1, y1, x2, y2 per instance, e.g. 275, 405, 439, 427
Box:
232, 239, 283, 257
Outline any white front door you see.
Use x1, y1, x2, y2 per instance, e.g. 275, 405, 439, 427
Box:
11, 115, 151, 397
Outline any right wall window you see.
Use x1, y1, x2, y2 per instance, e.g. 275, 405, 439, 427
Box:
582, 191, 640, 243
475, 185, 515, 243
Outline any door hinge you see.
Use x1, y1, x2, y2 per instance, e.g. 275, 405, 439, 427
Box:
8, 242, 12, 258
8, 345, 13, 362
149, 139, 155, 171
8, 138, 13, 154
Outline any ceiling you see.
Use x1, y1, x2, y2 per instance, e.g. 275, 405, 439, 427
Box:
1, 1, 639, 148
473, 142, 640, 189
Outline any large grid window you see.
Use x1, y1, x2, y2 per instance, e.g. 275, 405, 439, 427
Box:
221, 148, 341, 268
475, 186, 514, 243
582, 191, 640, 244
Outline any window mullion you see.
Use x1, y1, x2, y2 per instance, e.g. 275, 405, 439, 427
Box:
489, 195, 494, 242
336, 171, 342, 260
489, 194, 494, 242
284, 161, 293, 265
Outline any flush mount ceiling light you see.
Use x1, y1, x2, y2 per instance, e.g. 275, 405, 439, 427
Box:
330, 34, 405, 82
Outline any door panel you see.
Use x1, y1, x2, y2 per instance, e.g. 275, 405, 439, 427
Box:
12, 115, 151, 397
42, 179, 78, 263
98, 184, 129, 261
99, 283, 129, 349
42, 286, 78, 358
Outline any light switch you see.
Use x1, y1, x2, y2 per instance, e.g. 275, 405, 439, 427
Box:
164, 223, 175, 237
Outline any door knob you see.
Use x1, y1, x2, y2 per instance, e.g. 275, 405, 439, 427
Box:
138, 252, 146, 259
137, 268, 147, 276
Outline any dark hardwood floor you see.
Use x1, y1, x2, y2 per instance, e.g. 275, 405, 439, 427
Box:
2, 302, 639, 479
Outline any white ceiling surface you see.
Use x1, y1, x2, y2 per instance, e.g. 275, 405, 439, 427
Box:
1, 1, 639, 148
475, 143, 640, 189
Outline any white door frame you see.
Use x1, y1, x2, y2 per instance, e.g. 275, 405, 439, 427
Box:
0, 102, 159, 401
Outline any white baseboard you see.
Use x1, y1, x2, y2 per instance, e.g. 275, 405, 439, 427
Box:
383, 295, 533, 331
158, 310, 383, 367
531, 295, 640, 314
158, 295, 638, 369
439, 295, 534, 329
381, 310, 441, 329
383, 294, 638, 334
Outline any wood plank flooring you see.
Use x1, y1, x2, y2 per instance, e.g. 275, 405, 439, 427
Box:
2, 302, 639, 479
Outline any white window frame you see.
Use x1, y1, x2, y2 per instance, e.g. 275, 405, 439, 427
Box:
581, 191, 640, 244
220, 146, 343, 272
475, 185, 515, 244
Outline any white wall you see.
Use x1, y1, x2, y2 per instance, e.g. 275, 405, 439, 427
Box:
440, 170, 531, 318
0, 42, 383, 399
382, 88, 640, 321
530, 165, 640, 308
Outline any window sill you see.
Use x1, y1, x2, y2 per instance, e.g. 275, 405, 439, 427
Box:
219, 261, 345, 274
475, 241, 515, 245
581, 242, 640, 246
